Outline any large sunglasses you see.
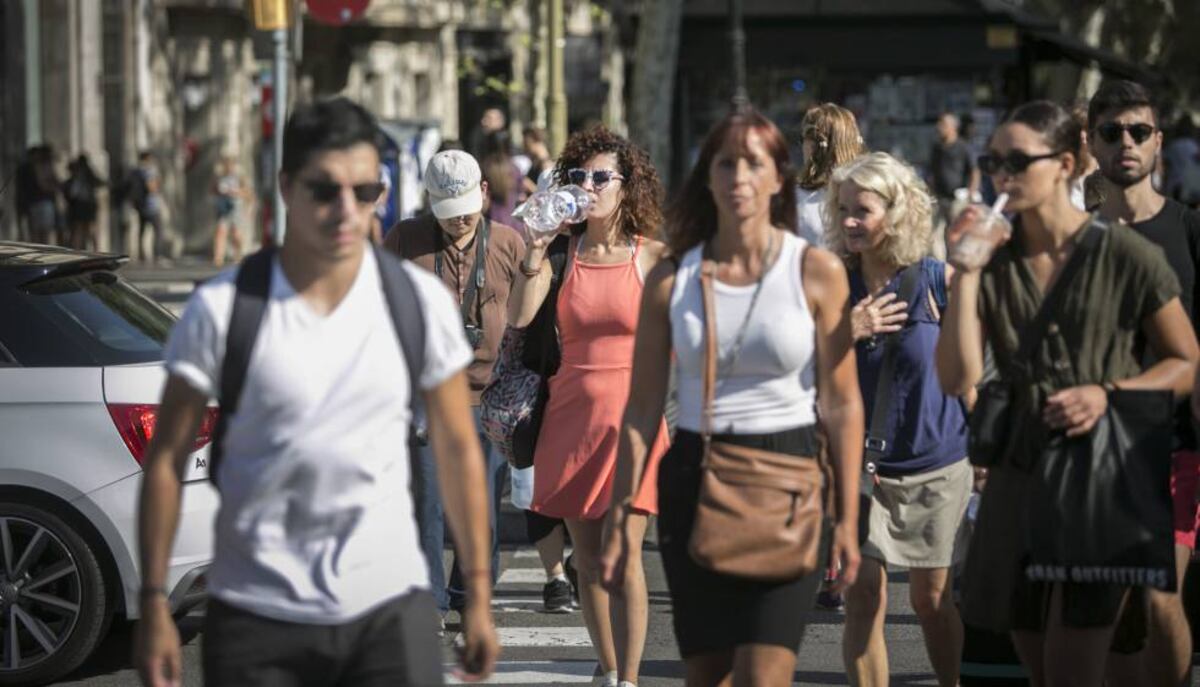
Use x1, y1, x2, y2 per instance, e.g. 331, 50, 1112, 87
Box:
303, 180, 386, 204
567, 168, 624, 189
977, 150, 1063, 175
1095, 122, 1156, 145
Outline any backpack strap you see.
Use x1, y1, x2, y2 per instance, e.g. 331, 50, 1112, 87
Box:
210, 247, 274, 489
373, 243, 427, 435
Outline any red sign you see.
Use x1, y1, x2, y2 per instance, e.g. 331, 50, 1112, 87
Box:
305, 0, 369, 25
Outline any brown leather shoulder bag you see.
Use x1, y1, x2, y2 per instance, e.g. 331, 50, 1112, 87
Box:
687, 248, 829, 582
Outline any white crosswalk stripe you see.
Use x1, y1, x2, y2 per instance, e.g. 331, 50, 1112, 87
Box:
444, 660, 596, 684
490, 596, 552, 613
493, 626, 593, 647
497, 567, 553, 585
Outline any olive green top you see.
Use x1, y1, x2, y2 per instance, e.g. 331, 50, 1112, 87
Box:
962, 214, 1181, 632
978, 215, 1181, 464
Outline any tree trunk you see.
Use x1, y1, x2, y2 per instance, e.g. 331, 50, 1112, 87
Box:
629, 0, 683, 188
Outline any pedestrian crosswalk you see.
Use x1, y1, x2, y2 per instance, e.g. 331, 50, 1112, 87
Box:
445, 660, 597, 685
442, 548, 622, 684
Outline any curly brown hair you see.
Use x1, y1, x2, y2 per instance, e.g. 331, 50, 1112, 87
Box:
553, 126, 664, 238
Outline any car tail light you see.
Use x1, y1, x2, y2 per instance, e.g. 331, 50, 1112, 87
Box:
106, 403, 219, 466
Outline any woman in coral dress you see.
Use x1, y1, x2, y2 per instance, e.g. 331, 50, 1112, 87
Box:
508, 126, 669, 687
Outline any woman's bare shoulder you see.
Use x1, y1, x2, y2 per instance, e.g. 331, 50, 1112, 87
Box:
802, 245, 848, 281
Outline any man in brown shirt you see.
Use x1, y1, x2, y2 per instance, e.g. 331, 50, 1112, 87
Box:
384, 149, 524, 619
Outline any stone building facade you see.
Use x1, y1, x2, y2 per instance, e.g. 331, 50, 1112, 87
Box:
0, 0, 625, 255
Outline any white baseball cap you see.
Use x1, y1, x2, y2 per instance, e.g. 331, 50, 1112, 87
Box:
424, 150, 483, 219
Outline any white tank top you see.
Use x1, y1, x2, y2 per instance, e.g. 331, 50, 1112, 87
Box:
670, 231, 817, 434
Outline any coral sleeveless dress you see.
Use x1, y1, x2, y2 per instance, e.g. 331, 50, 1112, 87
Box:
530, 236, 670, 520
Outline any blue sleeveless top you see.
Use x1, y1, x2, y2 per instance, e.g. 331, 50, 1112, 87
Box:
850, 257, 968, 477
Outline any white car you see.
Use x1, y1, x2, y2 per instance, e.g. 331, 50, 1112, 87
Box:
0, 242, 216, 686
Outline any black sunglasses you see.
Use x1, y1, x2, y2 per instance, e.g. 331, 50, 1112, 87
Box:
303, 180, 386, 204
567, 168, 623, 189
978, 150, 1063, 176
1095, 122, 1156, 145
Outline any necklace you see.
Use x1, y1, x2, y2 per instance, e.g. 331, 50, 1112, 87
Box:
715, 230, 778, 376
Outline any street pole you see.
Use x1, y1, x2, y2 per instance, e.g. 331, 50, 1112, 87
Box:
547, 0, 567, 156
248, 0, 292, 246
729, 0, 748, 112
272, 27, 288, 246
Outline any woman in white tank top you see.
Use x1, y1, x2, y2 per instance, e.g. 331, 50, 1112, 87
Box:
599, 108, 866, 685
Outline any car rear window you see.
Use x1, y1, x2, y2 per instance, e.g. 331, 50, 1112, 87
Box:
0, 270, 175, 366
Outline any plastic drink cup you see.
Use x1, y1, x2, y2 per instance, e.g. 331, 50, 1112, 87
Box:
950, 193, 1010, 270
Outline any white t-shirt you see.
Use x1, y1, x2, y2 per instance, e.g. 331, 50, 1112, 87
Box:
165, 248, 472, 624
670, 231, 817, 434
795, 186, 827, 247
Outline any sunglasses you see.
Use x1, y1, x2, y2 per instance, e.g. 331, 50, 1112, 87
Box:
1095, 122, 1156, 145
302, 180, 386, 204
567, 168, 624, 189
978, 150, 1063, 175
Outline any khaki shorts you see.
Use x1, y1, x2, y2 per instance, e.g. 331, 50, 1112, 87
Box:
861, 458, 972, 569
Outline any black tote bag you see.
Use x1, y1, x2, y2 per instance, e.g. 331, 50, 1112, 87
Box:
1024, 388, 1177, 591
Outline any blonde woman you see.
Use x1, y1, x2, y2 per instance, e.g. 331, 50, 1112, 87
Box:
796, 103, 867, 245
827, 152, 971, 687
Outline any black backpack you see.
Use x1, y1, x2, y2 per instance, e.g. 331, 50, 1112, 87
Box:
208, 244, 426, 490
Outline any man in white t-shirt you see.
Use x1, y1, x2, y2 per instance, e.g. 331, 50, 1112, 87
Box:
134, 98, 498, 686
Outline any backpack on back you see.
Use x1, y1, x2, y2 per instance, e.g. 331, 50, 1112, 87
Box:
208, 244, 426, 490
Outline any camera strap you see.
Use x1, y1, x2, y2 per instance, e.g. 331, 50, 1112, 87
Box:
435, 216, 490, 330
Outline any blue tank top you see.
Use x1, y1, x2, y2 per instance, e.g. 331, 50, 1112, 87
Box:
850, 257, 968, 477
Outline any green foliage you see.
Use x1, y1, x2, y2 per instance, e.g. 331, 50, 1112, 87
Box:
1025, 0, 1200, 104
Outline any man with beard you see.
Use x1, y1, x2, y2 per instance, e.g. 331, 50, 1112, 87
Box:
1091, 79, 1200, 687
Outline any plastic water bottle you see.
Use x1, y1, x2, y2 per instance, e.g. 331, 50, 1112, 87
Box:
515, 184, 591, 238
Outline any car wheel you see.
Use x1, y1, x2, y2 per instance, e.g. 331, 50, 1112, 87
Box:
0, 502, 111, 686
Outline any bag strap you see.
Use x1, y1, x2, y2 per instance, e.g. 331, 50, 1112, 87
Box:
697, 234, 774, 440
1010, 217, 1106, 379
434, 218, 490, 329
699, 260, 719, 444
538, 233, 570, 378
469, 218, 489, 328
863, 262, 924, 470
211, 247, 275, 489
374, 243, 426, 427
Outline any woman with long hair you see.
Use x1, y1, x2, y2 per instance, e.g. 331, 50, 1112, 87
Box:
796, 103, 867, 245
826, 152, 971, 686
508, 126, 670, 687
937, 100, 1198, 686
600, 108, 864, 686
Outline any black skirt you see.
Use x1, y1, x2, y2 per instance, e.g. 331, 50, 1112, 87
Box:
657, 426, 828, 658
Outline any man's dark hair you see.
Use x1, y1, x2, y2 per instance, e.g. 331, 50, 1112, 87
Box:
280, 97, 383, 176
1087, 80, 1159, 128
